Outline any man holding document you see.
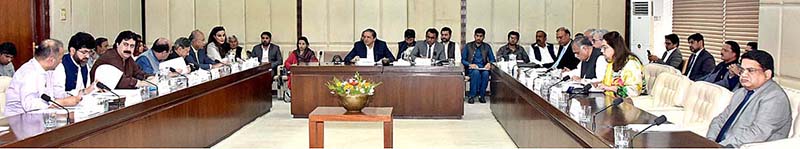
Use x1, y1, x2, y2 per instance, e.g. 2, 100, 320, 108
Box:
462, 28, 495, 104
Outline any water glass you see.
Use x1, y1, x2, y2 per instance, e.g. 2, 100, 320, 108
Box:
580, 105, 592, 123
614, 125, 632, 148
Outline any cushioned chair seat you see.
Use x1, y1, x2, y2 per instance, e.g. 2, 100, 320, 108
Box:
635, 72, 691, 111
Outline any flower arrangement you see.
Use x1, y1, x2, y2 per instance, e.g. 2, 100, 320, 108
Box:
325, 72, 382, 96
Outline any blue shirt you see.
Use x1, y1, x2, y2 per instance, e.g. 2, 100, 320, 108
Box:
461, 43, 495, 68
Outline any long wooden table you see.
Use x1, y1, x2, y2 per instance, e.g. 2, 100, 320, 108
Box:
489, 66, 721, 148
0, 64, 273, 147
291, 63, 464, 118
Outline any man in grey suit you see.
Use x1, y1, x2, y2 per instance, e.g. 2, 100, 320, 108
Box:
251, 31, 282, 76
706, 50, 791, 147
649, 34, 684, 70
410, 28, 445, 62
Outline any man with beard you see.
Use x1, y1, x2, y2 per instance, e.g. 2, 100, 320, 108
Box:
439, 27, 457, 60
91, 30, 153, 89
136, 37, 172, 75
60, 32, 98, 92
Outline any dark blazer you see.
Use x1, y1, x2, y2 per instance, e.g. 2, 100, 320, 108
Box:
580, 48, 604, 79
496, 44, 530, 63
62, 54, 89, 91
186, 47, 219, 70
554, 41, 580, 69
251, 43, 283, 69
344, 40, 395, 62
397, 41, 415, 58
656, 49, 684, 70
684, 49, 716, 81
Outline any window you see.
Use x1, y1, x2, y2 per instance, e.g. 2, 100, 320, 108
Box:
672, 0, 758, 62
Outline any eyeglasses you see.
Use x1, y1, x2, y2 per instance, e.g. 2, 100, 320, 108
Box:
77, 50, 92, 55
736, 65, 765, 75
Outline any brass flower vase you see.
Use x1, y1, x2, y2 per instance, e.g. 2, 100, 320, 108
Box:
338, 94, 371, 113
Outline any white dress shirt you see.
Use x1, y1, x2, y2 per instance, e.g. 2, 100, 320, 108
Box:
529, 44, 554, 64
565, 55, 608, 83
365, 45, 375, 62
4, 59, 63, 116
261, 44, 270, 63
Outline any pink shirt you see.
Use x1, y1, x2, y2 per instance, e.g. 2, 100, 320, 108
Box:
4, 59, 67, 116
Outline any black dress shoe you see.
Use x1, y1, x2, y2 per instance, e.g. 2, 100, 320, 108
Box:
467, 96, 475, 104
479, 96, 487, 103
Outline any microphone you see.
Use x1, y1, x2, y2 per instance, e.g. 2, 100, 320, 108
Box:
170, 67, 188, 78
41, 94, 70, 115
170, 67, 190, 88
592, 97, 625, 130
629, 115, 668, 147
546, 76, 572, 101
96, 82, 121, 98
136, 76, 158, 96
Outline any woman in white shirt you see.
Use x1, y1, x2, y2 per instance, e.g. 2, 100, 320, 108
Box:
205, 26, 226, 61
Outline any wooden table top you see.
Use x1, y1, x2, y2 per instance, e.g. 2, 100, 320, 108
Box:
309, 107, 393, 122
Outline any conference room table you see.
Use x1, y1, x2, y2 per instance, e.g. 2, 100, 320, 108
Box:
290, 62, 465, 118
0, 63, 273, 147
489, 64, 721, 148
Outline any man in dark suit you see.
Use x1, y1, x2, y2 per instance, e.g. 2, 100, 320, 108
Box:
251, 31, 283, 75
186, 30, 221, 70
397, 29, 416, 59
683, 33, 716, 81
649, 34, 684, 70
553, 27, 579, 70
528, 30, 557, 67
345, 29, 395, 63
439, 27, 457, 60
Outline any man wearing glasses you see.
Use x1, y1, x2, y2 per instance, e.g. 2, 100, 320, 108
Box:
699, 41, 741, 91
136, 37, 172, 75
648, 34, 684, 70
706, 50, 791, 147
90, 30, 154, 89
60, 32, 98, 93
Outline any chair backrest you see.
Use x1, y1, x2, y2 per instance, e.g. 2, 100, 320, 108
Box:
320, 50, 350, 63
682, 81, 733, 125
783, 88, 800, 137
651, 72, 692, 107
643, 63, 682, 94
0, 76, 13, 113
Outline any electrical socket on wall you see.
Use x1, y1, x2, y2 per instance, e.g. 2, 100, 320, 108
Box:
60, 8, 67, 22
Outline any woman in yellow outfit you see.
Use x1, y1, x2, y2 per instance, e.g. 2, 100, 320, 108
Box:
597, 31, 644, 98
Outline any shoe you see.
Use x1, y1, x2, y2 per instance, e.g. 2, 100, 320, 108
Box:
479, 96, 486, 103
467, 96, 475, 104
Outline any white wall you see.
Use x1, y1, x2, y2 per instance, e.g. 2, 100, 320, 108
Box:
466, 0, 627, 51
144, 0, 298, 58
760, 0, 800, 89
652, 0, 673, 59
50, 0, 143, 45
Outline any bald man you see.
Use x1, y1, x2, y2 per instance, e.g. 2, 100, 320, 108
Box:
136, 37, 172, 75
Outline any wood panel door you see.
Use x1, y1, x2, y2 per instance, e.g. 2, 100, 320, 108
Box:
0, 0, 48, 69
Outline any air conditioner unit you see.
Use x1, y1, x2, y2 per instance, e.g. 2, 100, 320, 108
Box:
630, 0, 652, 65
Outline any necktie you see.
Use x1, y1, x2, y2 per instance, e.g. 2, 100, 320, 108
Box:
715, 90, 755, 143
686, 53, 697, 76
661, 51, 668, 62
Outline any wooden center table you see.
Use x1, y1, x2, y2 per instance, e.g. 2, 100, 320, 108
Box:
308, 107, 393, 148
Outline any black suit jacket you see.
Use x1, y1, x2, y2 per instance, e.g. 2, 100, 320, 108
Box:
684, 49, 716, 81
345, 40, 396, 62
554, 41, 580, 69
